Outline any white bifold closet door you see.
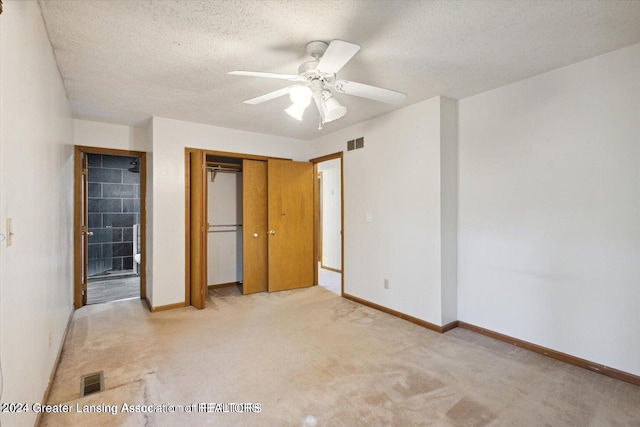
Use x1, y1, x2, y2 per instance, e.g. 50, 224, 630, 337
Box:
207, 171, 243, 285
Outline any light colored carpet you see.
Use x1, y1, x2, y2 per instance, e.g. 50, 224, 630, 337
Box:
42, 285, 640, 426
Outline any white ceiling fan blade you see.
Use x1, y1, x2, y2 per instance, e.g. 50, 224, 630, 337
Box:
244, 86, 292, 105
229, 71, 303, 81
334, 80, 406, 105
317, 40, 361, 74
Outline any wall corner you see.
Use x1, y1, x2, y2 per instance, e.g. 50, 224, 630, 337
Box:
439, 97, 459, 324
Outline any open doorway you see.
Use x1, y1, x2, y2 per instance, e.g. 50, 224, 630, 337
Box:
312, 153, 343, 295
74, 146, 146, 308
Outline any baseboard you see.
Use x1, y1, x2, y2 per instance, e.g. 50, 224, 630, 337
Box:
150, 301, 187, 312
342, 293, 455, 333
208, 281, 241, 289
457, 321, 640, 387
36, 307, 75, 426
440, 320, 459, 333
319, 265, 342, 274
341, 295, 640, 386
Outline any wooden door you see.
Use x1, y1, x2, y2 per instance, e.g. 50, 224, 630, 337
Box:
242, 160, 268, 294
189, 150, 207, 308
267, 159, 314, 291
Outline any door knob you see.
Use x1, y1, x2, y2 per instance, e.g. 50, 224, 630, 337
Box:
87, 231, 94, 236
252, 232, 259, 238
268, 230, 276, 235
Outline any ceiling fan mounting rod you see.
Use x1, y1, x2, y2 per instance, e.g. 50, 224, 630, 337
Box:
305, 40, 329, 59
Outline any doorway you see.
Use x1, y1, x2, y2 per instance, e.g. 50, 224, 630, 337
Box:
312, 153, 343, 295
73, 146, 146, 308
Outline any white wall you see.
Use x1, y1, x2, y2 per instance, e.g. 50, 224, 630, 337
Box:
458, 43, 640, 376
149, 117, 309, 307
74, 119, 149, 152
309, 97, 458, 326
0, 2, 75, 426
318, 159, 341, 271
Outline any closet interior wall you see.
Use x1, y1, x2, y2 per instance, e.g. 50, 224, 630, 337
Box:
206, 162, 243, 286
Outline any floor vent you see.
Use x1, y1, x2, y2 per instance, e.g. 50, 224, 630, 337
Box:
80, 371, 104, 397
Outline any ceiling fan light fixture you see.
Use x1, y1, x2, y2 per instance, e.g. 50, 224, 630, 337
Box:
289, 85, 312, 107
322, 91, 347, 123
285, 103, 307, 121
285, 85, 312, 121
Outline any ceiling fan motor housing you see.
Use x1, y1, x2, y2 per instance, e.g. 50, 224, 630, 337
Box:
298, 61, 336, 86
298, 60, 319, 75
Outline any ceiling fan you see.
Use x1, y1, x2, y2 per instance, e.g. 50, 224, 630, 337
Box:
228, 40, 407, 128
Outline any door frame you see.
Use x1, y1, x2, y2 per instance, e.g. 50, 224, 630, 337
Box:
310, 152, 344, 295
73, 146, 147, 309
316, 171, 324, 265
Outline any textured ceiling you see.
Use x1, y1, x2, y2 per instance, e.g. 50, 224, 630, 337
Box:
39, 0, 640, 140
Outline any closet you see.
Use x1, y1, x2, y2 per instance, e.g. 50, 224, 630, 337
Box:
206, 157, 243, 287
187, 150, 315, 309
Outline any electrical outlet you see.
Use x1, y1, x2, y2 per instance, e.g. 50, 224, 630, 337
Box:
384, 279, 389, 289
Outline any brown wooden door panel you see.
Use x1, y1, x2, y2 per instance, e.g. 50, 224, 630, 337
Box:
189, 150, 207, 308
267, 159, 314, 291
242, 160, 268, 294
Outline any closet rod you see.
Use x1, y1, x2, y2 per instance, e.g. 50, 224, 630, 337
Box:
209, 224, 242, 227
208, 229, 241, 233
206, 167, 242, 173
